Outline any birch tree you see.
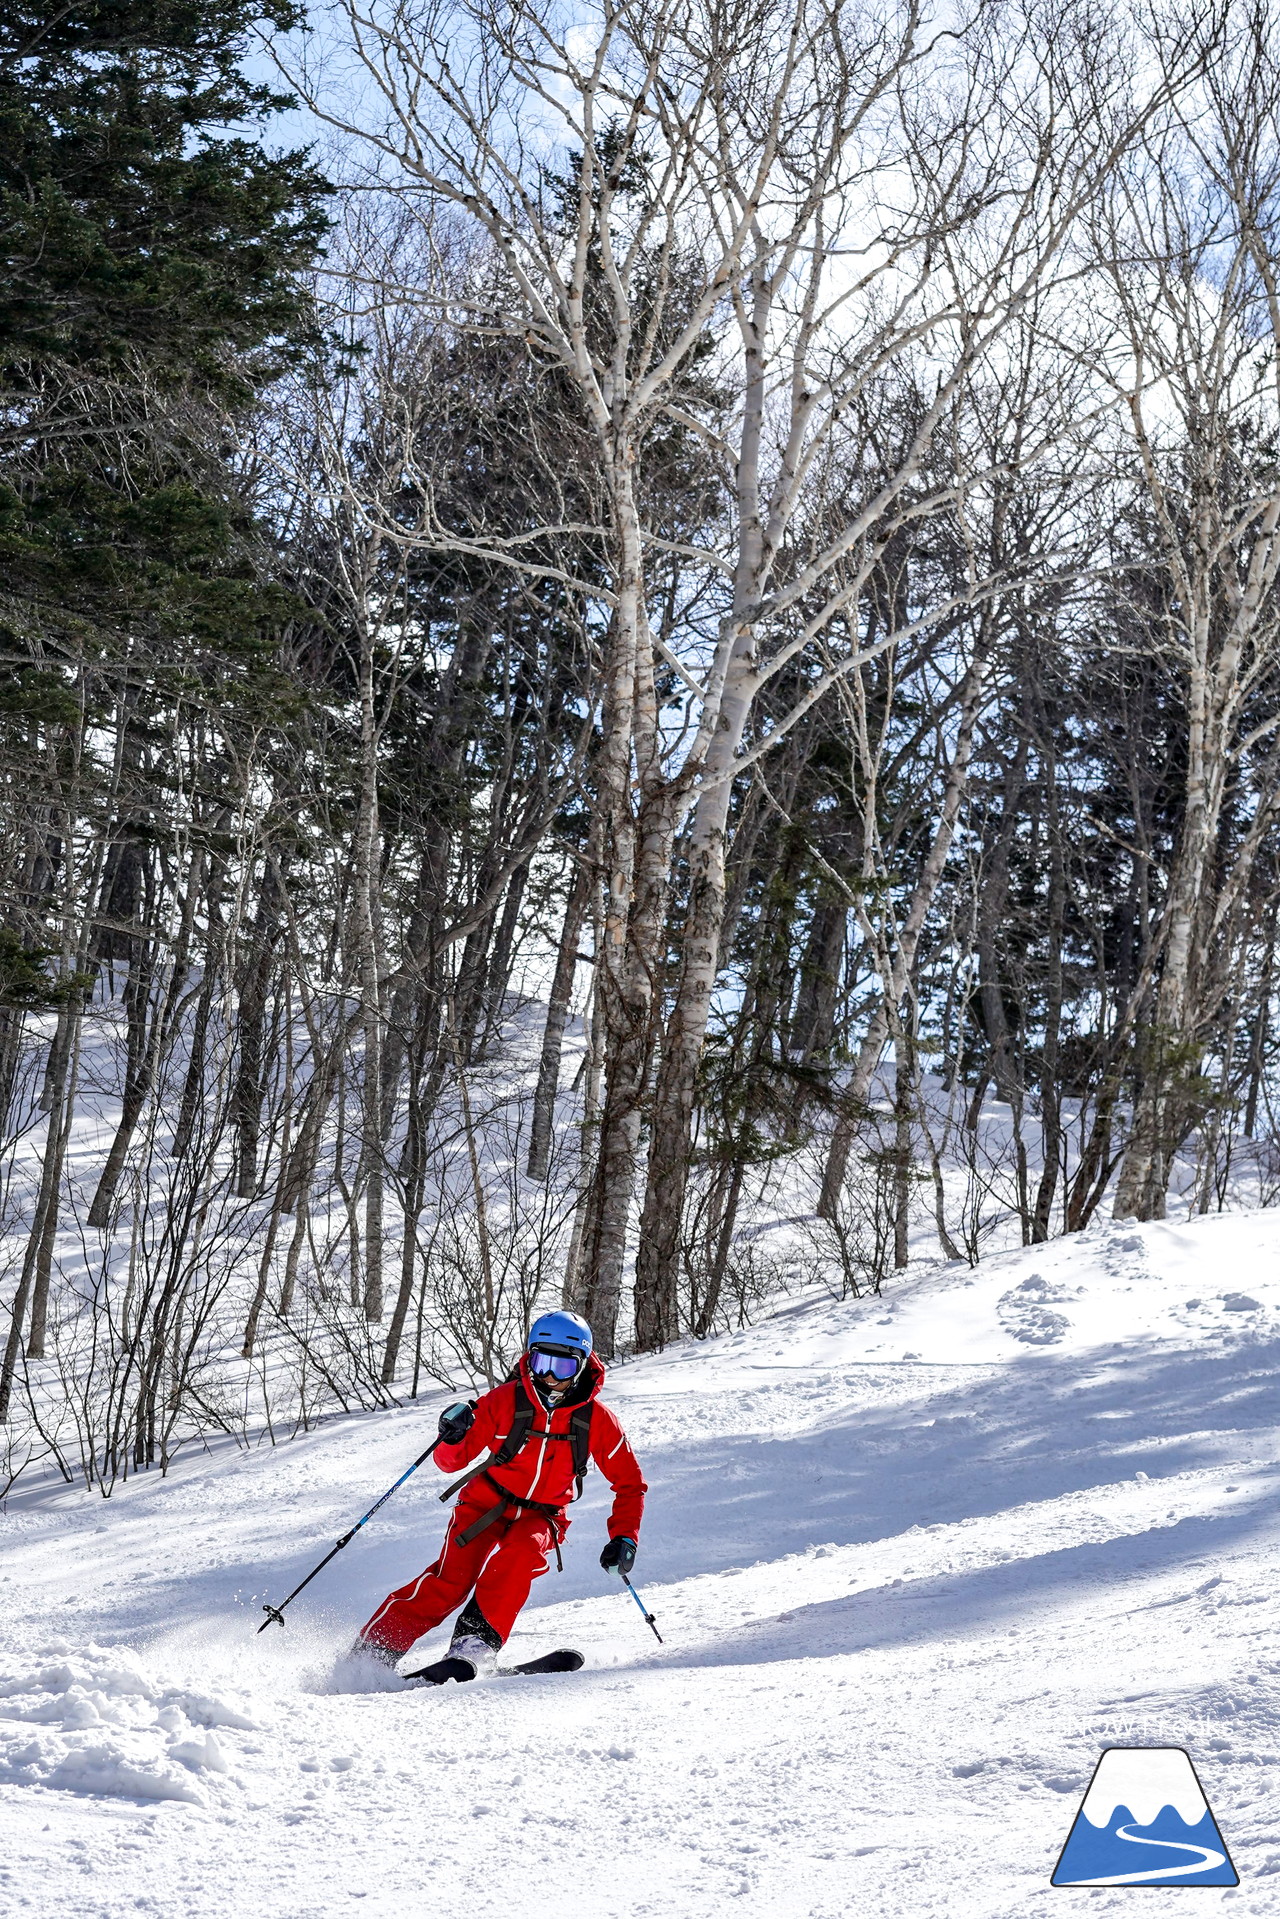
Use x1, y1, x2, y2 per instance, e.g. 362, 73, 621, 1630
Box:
285, 0, 1204, 1344
1084, 7, 1280, 1218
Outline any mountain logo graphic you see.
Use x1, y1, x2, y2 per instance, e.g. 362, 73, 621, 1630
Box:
1051, 1747, 1238, 1887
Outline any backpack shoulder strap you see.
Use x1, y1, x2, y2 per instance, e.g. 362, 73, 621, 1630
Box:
491, 1377, 536, 1468
567, 1401, 593, 1498
489, 1377, 592, 1497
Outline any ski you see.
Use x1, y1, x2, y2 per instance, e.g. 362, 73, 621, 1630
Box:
502, 1648, 584, 1676
404, 1646, 583, 1685
404, 1654, 479, 1686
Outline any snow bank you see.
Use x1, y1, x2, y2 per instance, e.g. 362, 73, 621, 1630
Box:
0, 1642, 255, 1807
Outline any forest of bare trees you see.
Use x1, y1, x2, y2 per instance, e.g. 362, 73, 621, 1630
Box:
5, 0, 1280, 1492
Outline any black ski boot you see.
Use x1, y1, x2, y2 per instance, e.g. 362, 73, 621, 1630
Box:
404, 1654, 480, 1686
404, 1599, 502, 1686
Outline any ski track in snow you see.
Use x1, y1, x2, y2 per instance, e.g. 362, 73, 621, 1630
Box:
3, 1208, 1280, 1914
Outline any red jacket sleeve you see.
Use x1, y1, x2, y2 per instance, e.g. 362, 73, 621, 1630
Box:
589, 1402, 646, 1540
432, 1383, 509, 1475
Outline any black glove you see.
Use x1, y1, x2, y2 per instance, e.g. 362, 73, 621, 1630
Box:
438, 1400, 475, 1445
600, 1536, 637, 1576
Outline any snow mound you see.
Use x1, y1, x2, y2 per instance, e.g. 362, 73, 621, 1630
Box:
997, 1273, 1075, 1344
0, 1642, 256, 1806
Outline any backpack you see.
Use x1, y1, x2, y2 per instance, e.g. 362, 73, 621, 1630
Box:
491, 1373, 593, 1501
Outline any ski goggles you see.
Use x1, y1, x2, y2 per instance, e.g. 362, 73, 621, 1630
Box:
529, 1347, 582, 1381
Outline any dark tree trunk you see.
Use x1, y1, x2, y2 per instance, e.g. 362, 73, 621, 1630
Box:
232, 862, 281, 1199
1032, 768, 1067, 1240
790, 896, 845, 1061
1, 1002, 79, 1411
527, 863, 589, 1180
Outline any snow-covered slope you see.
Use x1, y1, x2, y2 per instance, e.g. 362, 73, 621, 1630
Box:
2, 1209, 1280, 1916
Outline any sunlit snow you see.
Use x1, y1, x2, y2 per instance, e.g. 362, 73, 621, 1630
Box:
2, 1209, 1280, 1915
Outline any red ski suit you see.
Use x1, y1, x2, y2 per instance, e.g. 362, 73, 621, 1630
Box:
359, 1352, 645, 1657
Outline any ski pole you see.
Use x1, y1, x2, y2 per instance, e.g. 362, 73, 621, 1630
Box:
257, 1435, 442, 1633
621, 1572, 663, 1644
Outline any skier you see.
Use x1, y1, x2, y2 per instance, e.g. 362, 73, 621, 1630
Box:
355, 1311, 646, 1680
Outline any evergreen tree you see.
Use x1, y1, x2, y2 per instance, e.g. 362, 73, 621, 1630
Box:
0, 0, 329, 696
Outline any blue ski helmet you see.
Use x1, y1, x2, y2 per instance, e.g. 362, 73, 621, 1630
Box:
527, 1311, 593, 1383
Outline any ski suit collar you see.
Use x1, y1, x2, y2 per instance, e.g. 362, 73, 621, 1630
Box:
517, 1349, 604, 1410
